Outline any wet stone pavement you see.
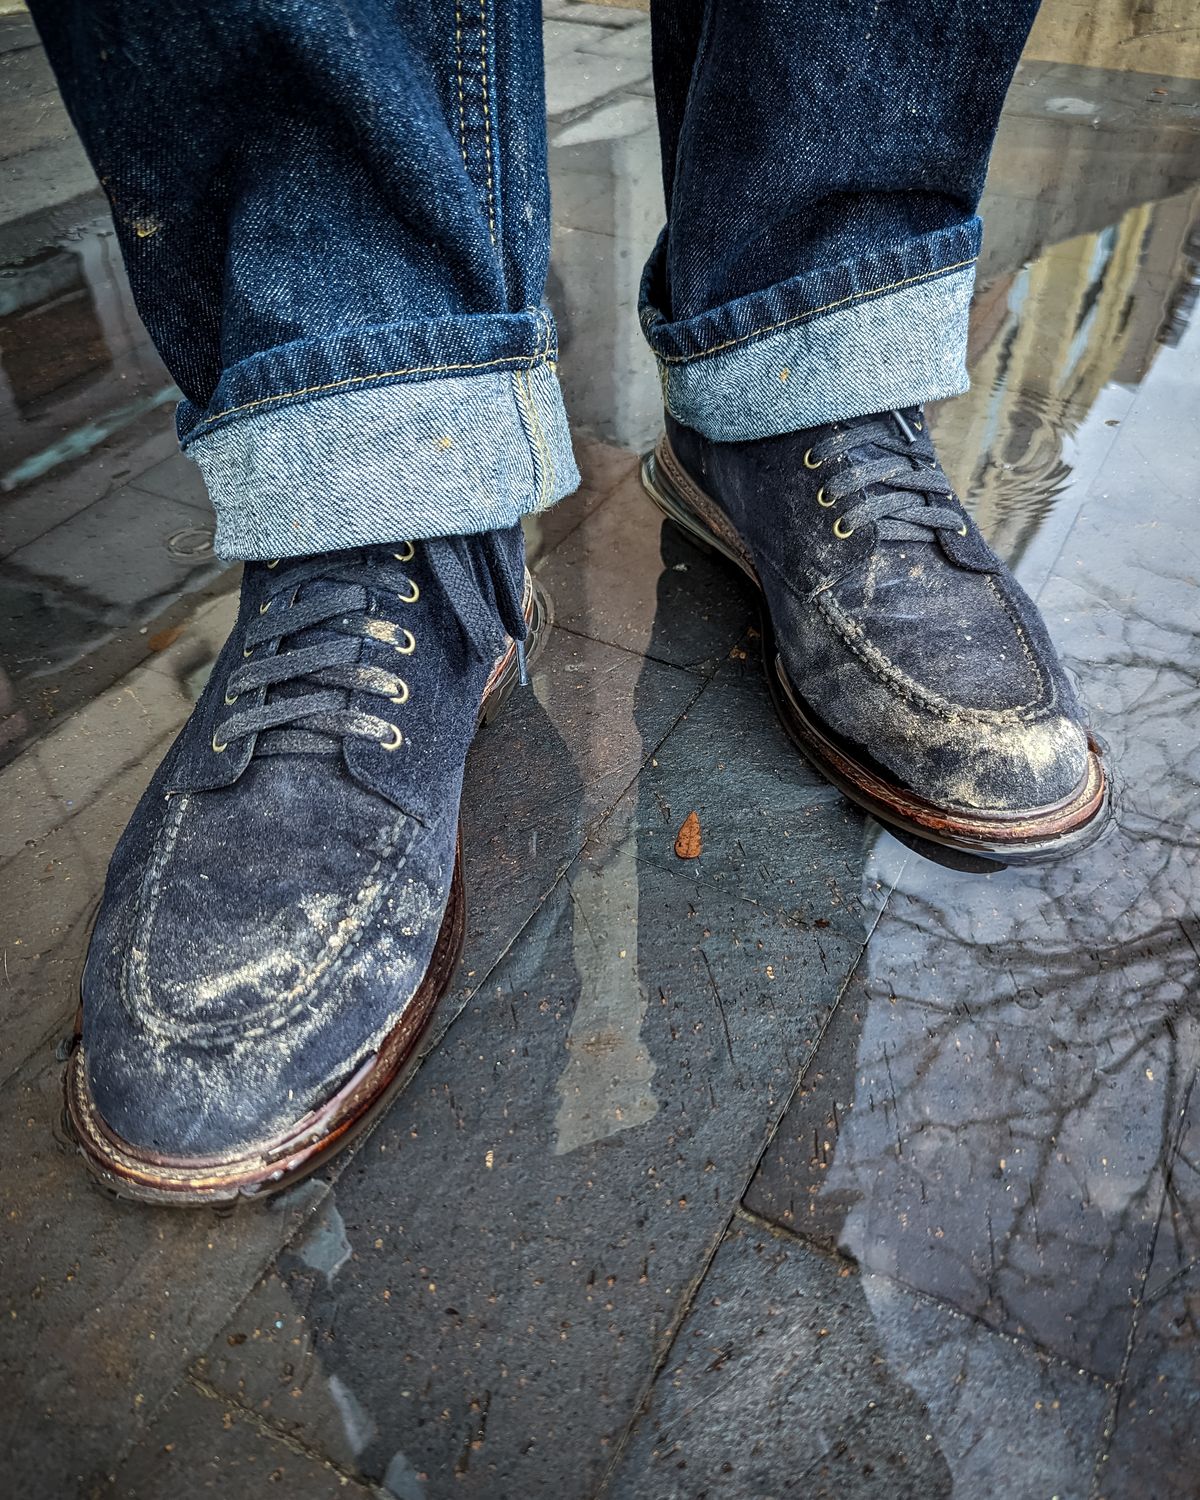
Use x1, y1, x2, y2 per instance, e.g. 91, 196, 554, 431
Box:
3, 1, 1200, 1496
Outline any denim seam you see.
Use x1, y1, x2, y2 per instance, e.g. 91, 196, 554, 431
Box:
809, 585, 1050, 723
513, 371, 542, 502
514, 368, 555, 505
128, 803, 420, 1042
477, 0, 497, 245
655, 256, 978, 365
453, 0, 469, 167
187, 347, 555, 438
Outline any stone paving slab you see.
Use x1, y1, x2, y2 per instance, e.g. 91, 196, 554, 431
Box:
7, 480, 220, 613
0, 1047, 328, 1494
1100, 1264, 1200, 1500
193, 628, 882, 1496
745, 280, 1200, 1397
97, 1378, 372, 1500
543, 16, 651, 121
0, 413, 178, 559
536, 470, 755, 674
455, 619, 700, 1015
602, 1216, 1108, 1500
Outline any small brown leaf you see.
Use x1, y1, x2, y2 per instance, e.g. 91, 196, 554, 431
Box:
146, 624, 184, 653
674, 810, 702, 860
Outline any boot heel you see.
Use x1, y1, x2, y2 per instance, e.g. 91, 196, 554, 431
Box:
640, 441, 759, 585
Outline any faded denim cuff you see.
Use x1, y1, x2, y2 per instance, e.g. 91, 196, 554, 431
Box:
179, 308, 579, 560
639, 220, 981, 442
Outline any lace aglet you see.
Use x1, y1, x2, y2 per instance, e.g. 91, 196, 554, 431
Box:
893, 410, 918, 445
515, 637, 529, 688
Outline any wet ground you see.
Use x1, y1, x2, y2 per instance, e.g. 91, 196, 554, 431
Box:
2, 1, 1200, 1495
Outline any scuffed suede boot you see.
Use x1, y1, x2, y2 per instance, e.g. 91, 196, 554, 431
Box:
65, 526, 546, 1204
643, 410, 1108, 863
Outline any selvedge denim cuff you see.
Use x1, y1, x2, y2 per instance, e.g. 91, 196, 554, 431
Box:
640, 220, 981, 443
180, 307, 578, 561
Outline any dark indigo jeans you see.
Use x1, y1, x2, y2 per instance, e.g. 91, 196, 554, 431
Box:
30, 0, 1041, 560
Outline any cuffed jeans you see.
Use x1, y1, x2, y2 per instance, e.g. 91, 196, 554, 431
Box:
31, 0, 1041, 561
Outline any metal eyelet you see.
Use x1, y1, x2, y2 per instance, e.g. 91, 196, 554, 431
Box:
803, 448, 824, 470
833, 517, 855, 539
266, 559, 280, 569
259, 599, 272, 615
816, 486, 834, 508
389, 680, 410, 705
393, 542, 415, 562
242, 646, 254, 659
398, 581, 419, 604
379, 725, 403, 751
212, 733, 228, 753
957, 523, 968, 537
394, 629, 416, 655
914, 421, 924, 432
223, 690, 239, 705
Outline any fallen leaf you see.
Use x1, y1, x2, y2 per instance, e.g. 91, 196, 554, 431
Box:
146, 624, 184, 653
675, 810, 702, 860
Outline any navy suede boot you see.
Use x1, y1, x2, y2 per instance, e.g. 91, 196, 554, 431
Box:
644, 411, 1108, 863
65, 526, 545, 1204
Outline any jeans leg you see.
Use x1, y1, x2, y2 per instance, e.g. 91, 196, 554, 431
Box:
29, 0, 577, 559
643, 0, 1041, 440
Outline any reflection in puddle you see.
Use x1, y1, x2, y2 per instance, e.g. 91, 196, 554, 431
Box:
753, 282, 1200, 1483
0, 206, 229, 767
3, 12, 1200, 1493
0, 212, 176, 488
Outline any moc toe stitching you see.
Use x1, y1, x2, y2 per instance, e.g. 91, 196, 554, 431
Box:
122, 804, 418, 1046
812, 583, 1053, 723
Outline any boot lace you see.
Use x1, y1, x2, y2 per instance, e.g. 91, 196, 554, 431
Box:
211, 536, 526, 757
804, 411, 970, 546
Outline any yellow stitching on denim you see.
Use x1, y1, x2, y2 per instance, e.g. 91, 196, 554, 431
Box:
453, 0, 468, 167
194, 351, 546, 431
478, 0, 497, 244
657, 256, 978, 365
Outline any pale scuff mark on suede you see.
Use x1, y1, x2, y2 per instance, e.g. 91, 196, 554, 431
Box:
95, 867, 450, 1160
186, 880, 382, 1010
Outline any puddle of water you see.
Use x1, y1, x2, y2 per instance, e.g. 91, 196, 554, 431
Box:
748, 109, 1200, 1480
0, 206, 230, 768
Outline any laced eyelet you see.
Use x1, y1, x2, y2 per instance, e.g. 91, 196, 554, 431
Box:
389, 680, 410, 705
223, 690, 239, 705
398, 581, 419, 604
393, 542, 415, 562
266, 559, 280, 569
816, 485, 834, 508
379, 725, 403, 751
833, 517, 855, 540
394, 629, 416, 655
212, 733, 229, 753
803, 448, 824, 470
259, 599, 272, 615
